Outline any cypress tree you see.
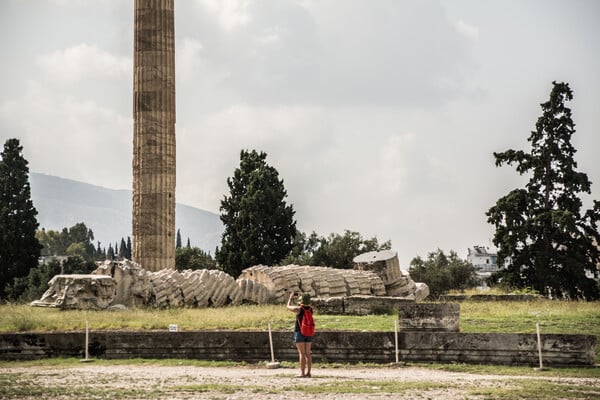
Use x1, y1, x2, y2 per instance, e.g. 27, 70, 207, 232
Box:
0, 138, 42, 299
118, 238, 127, 259
176, 229, 182, 249
126, 236, 132, 259
107, 244, 114, 260
216, 150, 297, 278
487, 82, 600, 299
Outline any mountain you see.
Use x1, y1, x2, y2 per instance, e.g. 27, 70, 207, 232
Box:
29, 172, 223, 253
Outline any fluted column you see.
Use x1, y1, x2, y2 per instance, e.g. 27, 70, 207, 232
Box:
132, 0, 176, 271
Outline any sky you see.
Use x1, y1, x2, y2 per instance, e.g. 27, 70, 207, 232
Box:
1, 0, 599, 268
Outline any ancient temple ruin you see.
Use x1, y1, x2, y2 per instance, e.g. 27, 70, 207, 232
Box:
132, 0, 176, 271
32, 251, 429, 310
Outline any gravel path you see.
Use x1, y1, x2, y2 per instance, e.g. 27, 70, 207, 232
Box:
3, 363, 599, 399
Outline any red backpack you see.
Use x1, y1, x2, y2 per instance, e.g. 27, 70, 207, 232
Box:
299, 306, 315, 337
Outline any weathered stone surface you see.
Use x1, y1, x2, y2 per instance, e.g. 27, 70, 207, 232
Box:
31, 275, 115, 310
398, 303, 460, 332
238, 264, 389, 303
95, 260, 152, 307
313, 295, 415, 315
439, 293, 541, 302
353, 250, 416, 297
236, 278, 270, 304
414, 282, 430, 302
32, 252, 428, 310
132, 0, 176, 272
90, 261, 254, 308
1, 331, 595, 366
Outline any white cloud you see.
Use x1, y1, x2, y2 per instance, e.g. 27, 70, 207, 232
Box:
455, 20, 479, 40
377, 133, 416, 195
2, 0, 599, 268
456, 20, 479, 40
177, 37, 204, 82
37, 44, 131, 84
199, 0, 252, 31
46, 0, 121, 9
188, 0, 476, 108
0, 81, 131, 190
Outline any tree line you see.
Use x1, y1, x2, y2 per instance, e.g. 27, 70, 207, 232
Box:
36, 223, 132, 262
0, 81, 598, 302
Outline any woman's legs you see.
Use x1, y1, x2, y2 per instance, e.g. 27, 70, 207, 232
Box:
295, 342, 306, 376
305, 342, 312, 377
295, 342, 312, 377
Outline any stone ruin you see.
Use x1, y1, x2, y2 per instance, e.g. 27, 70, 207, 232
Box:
31, 274, 116, 310
31, 250, 429, 310
353, 250, 418, 297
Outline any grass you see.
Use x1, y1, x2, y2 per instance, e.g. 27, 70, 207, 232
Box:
1, 297, 598, 399
1, 299, 599, 358
459, 300, 600, 335
1, 299, 598, 332
0, 303, 402, 332
468, 380, 600, 399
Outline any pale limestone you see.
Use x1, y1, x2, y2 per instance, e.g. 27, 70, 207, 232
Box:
132, 0, 176, 272
31, 274, 115, 310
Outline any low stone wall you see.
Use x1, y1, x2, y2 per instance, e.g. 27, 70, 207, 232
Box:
0, 330, 594, 366
398, 303, 460, 332
439, 294, 541, 302
313, 296, 414, 315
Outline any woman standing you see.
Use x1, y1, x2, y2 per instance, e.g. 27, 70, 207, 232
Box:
287, 292, 314, 378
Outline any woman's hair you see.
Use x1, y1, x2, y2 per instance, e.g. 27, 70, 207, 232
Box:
301, 293, 311, 305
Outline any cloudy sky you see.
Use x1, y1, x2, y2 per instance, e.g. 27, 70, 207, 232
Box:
1, 0, 599, 267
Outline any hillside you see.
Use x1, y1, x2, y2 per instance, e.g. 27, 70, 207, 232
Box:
29, 172, 223, 253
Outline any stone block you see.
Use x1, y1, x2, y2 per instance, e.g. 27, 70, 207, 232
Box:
398, 303, 460, 332
3, 330, 593, 366
31, 275, 115, 310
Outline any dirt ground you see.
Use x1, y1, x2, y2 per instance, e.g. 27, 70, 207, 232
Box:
3, 363, 600, 399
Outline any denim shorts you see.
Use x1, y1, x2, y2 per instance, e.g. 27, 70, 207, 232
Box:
294, 331, 315, 343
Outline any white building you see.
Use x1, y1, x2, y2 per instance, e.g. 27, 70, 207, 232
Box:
467, 246, 499, 281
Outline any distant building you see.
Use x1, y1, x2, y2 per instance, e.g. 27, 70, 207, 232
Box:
38, 255, 69, 265
467, 246, 499, 282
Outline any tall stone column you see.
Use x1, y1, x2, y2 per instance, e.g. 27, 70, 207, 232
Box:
132, 0, 176, 271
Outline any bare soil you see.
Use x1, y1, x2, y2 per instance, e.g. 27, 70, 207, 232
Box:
3, 363, 599, 399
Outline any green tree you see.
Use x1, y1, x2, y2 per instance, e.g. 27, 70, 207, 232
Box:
283, 230, 392, 269
313, 230, 391, 269
0, 138, 42, 299
486, 82, 600, 299
107, 244, 115, 260
175, 247, 217, 271
14, 255, 98, 302
408, 249, 479, 299
282, 231, 321, 266
36, 228, 64, 256
126, 236, 132, 259
95, 241, 105, 261
68, 223, 94, 248
118, 238, 127, 259
10, 259, 61, 302
176, 229, 182, 249
60, 256, 96, 274
66, 242, 88, 259
36, 223, 96, 261
216, 150, 297, 277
